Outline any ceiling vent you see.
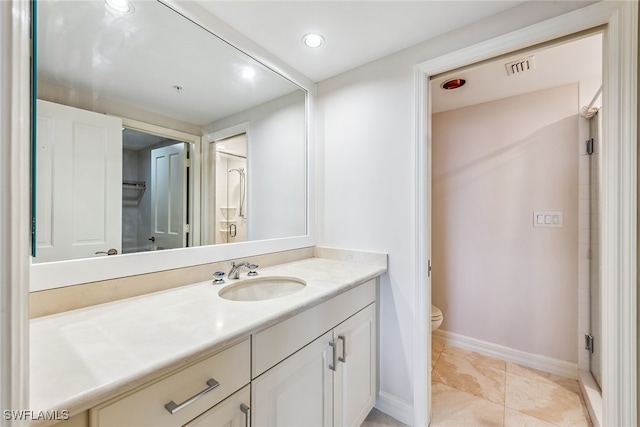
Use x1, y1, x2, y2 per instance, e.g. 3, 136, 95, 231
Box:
505, 55, 536, 76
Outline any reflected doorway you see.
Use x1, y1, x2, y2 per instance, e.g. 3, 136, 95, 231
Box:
122, 128, 191, 253
214, 133, 248, 244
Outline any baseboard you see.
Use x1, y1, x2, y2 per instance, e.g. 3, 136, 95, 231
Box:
375, 391, 413, 426
433, 329, 578, 380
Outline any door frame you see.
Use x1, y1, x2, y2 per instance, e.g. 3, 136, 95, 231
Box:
414, 2, 637, 426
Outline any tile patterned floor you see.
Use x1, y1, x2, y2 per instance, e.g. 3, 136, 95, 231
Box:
362, 340, 592, 427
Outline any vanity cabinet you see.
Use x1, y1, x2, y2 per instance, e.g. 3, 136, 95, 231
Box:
69, 279, 377, 427
89, 338, 250, 427
252, 280, 377, 427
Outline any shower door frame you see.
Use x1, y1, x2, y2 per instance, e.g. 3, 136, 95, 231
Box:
414, 2, 637, 426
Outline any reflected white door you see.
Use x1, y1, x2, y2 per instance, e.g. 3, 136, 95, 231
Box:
35, 100, 122, 262
151, 143, 187, 250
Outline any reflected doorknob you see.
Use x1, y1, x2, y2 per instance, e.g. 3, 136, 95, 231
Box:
149, 236, 156, 242
95, 248, 118, 255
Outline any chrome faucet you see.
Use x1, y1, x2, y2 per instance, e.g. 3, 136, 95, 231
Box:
228, 261, 259, 279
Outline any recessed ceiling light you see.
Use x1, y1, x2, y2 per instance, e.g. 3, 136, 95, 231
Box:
241, 68, 257, 79
302, 33, 324, 48
441, 78, 466, 90
104, 0, 132, 14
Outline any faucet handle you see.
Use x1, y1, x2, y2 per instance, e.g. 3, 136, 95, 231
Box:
247, 263, 259, 276
212, 271, 226, 284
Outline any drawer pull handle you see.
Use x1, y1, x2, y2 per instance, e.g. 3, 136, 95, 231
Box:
338, 335, 347, 363
164, 378, 220, 414
240, 403, 251, 427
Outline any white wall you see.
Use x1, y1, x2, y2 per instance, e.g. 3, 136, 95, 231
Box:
316, 0, 595, 413
432, 84, 579, 363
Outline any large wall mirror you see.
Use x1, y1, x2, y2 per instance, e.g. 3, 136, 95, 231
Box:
31, 0, 311, 290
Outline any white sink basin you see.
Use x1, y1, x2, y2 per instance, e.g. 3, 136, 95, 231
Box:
218, 276, 306, 301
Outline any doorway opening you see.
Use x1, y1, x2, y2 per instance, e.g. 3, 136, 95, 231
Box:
214, 133, 248, 244
416, 3, 638, 421
121, 124, 199, 253
428, 31, 603, 425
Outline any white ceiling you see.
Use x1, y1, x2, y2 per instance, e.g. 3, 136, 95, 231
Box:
197, 1, 601, 112
431, 33, 603, 113
37, 0, 302, 126
196, 1, 527, 82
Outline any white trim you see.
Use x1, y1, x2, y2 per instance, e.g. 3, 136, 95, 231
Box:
1, 0, 31, 421
413, 65, 430, 427
30, 236, 314, 291
375, 391, 413, 426
579, 370, 603, 427
598, 4, 638, 427
415, 2, 637, 426
433, 330, 579, 380
207, 122, 250, 143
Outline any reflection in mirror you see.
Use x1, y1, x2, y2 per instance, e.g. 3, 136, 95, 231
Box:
215, 133, 247, 244
33, 0, 307, 265
122, 127, 198, 253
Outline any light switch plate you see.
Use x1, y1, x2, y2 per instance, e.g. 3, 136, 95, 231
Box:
533, 211, 563, 228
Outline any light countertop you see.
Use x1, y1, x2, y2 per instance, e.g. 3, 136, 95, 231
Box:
30, 256, 386, 423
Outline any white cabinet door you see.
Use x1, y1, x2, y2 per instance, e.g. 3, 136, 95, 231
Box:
35, 100, 122, 262
150, 143, 186, 250
252, 331, 334, 427
184, 385, 250, 427
334, 304, 377, 427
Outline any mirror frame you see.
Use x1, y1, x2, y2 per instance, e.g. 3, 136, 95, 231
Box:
30, 0, 316, 291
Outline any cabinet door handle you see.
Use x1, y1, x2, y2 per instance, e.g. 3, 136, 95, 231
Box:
338, 335, 347, 363
329, 341, 337, 371
240, 403, 251, 427
164, 378, 220, 414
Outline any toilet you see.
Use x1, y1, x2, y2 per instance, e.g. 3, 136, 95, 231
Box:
431, 305, 443, 331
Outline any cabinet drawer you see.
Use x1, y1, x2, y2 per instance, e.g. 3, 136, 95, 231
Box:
252, 279, 376, 377
90, 339, 250, 427
184, 385, 250, 427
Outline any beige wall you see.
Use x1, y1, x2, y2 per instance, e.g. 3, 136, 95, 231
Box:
432, 84, 579, 363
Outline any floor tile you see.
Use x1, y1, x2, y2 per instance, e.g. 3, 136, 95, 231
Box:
504, 408, 556, 427
442, 345, 506, 371
433, 338, 446, 353
432, 351, 506, 405
431, 381, 505, 426
361, 408, 407, 427
505, 372, 592, 426
431, 339, 445, 370
363, 343, 594, 427
506, 362, 581, 394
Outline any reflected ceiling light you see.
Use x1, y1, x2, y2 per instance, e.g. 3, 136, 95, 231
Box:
302, 33, 324, 48
104, 0, 132, 14
441, 78, 466, 90
241, 68, 257, 79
